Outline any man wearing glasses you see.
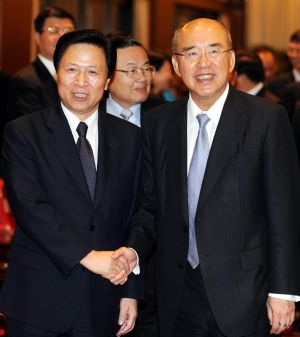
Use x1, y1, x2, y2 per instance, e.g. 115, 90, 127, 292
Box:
6, 6, 76, 120
115, 18, 300, 337
104, 35, 163, 127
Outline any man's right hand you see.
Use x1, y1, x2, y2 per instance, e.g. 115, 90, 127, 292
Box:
80, 250, 129, 285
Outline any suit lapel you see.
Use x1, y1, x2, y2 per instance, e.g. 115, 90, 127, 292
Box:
44, 104, 91, 202
93, 110, 118, 209
166, 98, 189, 224
198, 87, 248, 207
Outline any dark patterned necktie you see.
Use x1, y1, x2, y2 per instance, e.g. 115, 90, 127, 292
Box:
76, 121, 96, 201
187, 114, 210, 268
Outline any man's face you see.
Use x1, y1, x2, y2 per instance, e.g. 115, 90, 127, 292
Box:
35, 17, 75, 60
57, 43, 109, 120
108, 46, 152, 108
172, 19, 235, 110
287, 41, 300, 72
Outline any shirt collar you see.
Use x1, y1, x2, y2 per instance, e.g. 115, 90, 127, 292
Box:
188, 84, 229, 126
61, 102, 98, 138
293, 68, 300, 82
38, 54, 56, 79
107, 94, 141, 116
247, 82, 264, 96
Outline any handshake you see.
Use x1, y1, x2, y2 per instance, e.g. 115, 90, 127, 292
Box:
80, 247, 138, 285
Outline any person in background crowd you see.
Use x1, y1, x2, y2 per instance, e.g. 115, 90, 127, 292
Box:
253, 45, 279, 81
267, 29, 300, 101
6, 6, 76, 121
114, 18, 300, 337
103, 35, 163, 127
233, 50, 280, 103
0, 29, 142, 337
148, 51, 175, 102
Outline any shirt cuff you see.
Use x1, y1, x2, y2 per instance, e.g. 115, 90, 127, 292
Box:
268, 293, 300, 302
128, 248, 140, 275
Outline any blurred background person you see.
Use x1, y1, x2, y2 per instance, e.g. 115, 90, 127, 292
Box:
148, 51, 175, 102
233, 50, 280, 103
253, 45, 279, 81
267, 29, 300, 101
6, 6, 76, 121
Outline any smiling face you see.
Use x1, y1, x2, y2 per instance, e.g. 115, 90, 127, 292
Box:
172, 19, 235, 110
108, 46, 152, 108
57, 43, 109, 120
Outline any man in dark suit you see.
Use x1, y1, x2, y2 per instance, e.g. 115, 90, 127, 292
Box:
103, 35, 162, 337
6, 6, 76, 120
0, 29, 142, 337
114, 18, 300, 337
104, 35, 163, 127
267, 29, 300, 101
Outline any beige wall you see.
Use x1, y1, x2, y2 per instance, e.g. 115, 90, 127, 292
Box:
245, 0, 300, 50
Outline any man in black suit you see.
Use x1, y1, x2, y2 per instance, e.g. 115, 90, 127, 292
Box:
267, 29, 300, 101
6, 6, 76, 120
104, 35, 163, 127
115, 18, 300, 337
0, 29, 141, 337
103, 35, 162, 337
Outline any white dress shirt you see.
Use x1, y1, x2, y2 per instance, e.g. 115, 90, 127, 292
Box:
187, 84, 299, 301
106, 94, 141, 127
61, 103, 99, 168
38, 54, 57, 79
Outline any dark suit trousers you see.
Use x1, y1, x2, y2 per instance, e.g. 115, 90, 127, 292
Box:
7, 292, 96, 337
172, 264, 273, 337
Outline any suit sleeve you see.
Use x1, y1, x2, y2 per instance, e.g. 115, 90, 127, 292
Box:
6, 76, 46, 120
264, 105, 300, 294
2, 121, 91, 278
127, 115, 157, 262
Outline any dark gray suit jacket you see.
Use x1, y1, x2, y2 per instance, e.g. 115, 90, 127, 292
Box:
6, 58, 59, 120
128, 86, 300, 337
0, 105, 142, 335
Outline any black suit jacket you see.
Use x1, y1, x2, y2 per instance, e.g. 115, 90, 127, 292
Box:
6, 58, 59, 120
0, 105, 142, 335
128, 86, 300, 337
266, 70, 295, 101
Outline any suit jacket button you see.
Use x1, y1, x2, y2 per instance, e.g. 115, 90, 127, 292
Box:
89, 224, 95, 231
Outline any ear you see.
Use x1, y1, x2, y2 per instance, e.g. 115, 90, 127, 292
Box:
172, 55, 181, 77
34, 32, 41, 48
105, 78, 110, 91
229, 51, 236, 74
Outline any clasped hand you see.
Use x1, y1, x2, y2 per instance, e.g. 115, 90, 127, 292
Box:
80, 247, 137, 285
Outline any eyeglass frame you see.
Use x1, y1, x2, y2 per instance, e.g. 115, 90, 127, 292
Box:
114, 65, 154, 79
173, 48, 233, 61
42, 26, 75, 35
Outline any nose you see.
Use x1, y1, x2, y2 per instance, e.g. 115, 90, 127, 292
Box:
76, 70, 88, 86
135, 69, 147, 81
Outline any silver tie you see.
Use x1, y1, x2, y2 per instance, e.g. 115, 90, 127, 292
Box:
187, 114, 210, 268
120, 109, 133, 121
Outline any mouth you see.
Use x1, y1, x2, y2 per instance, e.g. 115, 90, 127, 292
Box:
195, 74, 215, 81
72, 92, 89, 99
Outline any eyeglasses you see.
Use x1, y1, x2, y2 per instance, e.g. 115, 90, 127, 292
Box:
287, 47, 300, 55
42, 26, 74, 35
173, 48, 233, 61
115, 66, 154, 79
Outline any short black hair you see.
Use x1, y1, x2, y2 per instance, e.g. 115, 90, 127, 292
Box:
235, 50, 264, 83
34, 6, 76, 33
53, 29, 116, 77
109, 34, 148, 55
148, 51, 170, 71
290, 30, 300, 43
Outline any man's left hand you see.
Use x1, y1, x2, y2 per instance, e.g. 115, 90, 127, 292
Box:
266, 297, 295, 334
116, 298, 138, 336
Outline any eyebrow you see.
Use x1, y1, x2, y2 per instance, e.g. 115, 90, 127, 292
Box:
181, 43, 222, 52
123, 60, 150, 67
